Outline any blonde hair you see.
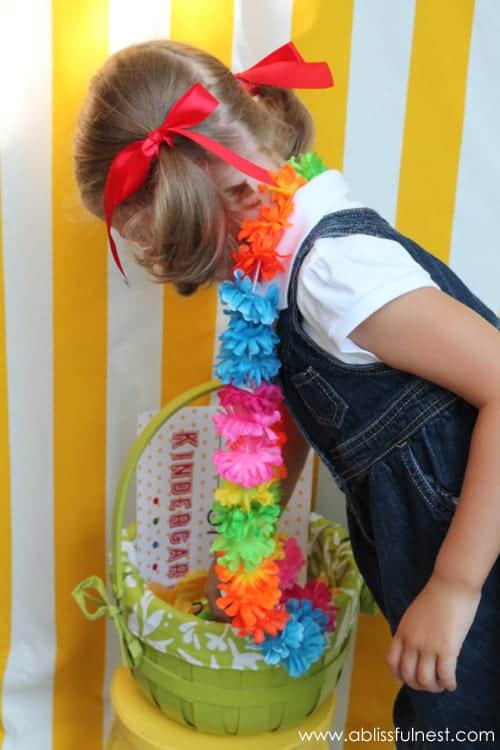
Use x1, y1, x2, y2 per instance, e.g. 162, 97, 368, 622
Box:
74, 39, 314, 295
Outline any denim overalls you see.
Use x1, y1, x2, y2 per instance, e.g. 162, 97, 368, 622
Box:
275, 207, 500, 749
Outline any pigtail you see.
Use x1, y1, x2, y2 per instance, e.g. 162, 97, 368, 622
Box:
251, 86, 315, 160
134, 144, 233, 296
74, 39, 318, 292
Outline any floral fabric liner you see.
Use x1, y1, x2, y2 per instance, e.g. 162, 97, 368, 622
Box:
120, 512, 377, 671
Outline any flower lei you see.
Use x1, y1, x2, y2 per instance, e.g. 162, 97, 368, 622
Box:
210, 152, 339, 677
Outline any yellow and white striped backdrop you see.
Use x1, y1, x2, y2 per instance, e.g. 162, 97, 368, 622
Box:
1, 1, 499, 748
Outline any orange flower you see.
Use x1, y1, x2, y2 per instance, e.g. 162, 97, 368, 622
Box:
216, 556, 280, 591
232, 245, 288, 281
238, 218, 288, 244
260, 198, 294, 225
233, 604, 289, 644
231, 162, 306, 283
215, 557, 282, 623
267, 163, 307, 196
213, 528, 290, 645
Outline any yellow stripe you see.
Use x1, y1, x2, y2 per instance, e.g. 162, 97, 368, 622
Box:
292, 2, 398, 741
396, 0, 475, 263
52, 2, 109, 747
292, 0, 354, 171
162, 0, 234, 406
0, 160, 12, 747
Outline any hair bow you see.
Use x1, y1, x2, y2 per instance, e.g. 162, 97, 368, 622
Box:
104, 82, 276, 282
234, 41, 334, 95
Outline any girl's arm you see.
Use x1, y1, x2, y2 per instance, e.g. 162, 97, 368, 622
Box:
350, 286, 500, 691
350, 286, 500, 592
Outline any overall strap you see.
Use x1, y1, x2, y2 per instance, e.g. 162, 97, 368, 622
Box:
286, 207, 395, 313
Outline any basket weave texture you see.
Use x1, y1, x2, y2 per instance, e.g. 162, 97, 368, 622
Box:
73, 381, 377, 736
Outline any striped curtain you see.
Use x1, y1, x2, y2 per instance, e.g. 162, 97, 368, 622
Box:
1, 1, 498, 748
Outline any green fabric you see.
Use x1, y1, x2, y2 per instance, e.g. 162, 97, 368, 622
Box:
73, 512, 379, 734
72, 575, 143, 667
74, 513, 378, 673
307, 513, 380, 622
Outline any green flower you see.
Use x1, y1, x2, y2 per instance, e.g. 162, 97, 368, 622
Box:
210, 500, 281, 571
211, 501, 281, 542
210, 532, 276, 572
288, 152, 328, 181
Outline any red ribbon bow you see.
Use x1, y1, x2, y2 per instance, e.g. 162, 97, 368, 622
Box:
234, 41, 334, 94
104, 82, 277, 282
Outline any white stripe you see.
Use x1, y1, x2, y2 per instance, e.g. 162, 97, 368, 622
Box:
104, 3, 170, 741
0, 3, 54, 749
449, 0, 500, 316
231, 0, 293, 72
109, 0, 171, 52
343, 0, 416, 224
209, 0, 294, 405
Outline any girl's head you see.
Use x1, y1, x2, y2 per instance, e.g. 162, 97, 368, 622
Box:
74, 39, 315, 295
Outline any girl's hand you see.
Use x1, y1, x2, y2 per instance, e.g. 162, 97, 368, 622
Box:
204, 554, 231, 623
386, 573, 481, 692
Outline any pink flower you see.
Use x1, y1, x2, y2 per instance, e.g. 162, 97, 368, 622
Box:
213, 385, 284, 446
275, 537, 305, 590
213, 437, 283, 488
213, 412, 280, 444
281, 578, 339, 631
253, 383, 284, 410
217, 383, 283, 418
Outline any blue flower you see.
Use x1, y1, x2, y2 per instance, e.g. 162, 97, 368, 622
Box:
260, 599, 327, 677
218, 315, 279, 359
260, 620, 303, 666
215, 350, 281, 387
286, 597, 330, 635
218, 270, 279, 325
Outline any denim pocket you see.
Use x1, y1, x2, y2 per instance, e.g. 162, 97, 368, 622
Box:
397, 437, 461, 522
290, 366, 349, 429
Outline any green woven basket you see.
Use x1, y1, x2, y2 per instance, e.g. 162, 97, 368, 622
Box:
73, 379, 376, 736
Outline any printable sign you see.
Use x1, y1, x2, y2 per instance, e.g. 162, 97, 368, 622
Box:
136, 406, 313, 587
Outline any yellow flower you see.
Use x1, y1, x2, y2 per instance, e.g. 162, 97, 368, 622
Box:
214, 479, 280, 512
273, 533, 287, 561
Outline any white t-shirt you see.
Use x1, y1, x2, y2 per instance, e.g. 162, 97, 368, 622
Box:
266, 169, 440, 365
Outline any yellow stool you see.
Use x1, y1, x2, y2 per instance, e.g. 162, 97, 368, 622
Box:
106, 668, 336, 750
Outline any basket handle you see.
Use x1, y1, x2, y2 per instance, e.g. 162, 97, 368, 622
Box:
112, 379, 222, 601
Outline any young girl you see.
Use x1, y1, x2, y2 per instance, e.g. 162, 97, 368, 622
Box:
74, 39, 500, 747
